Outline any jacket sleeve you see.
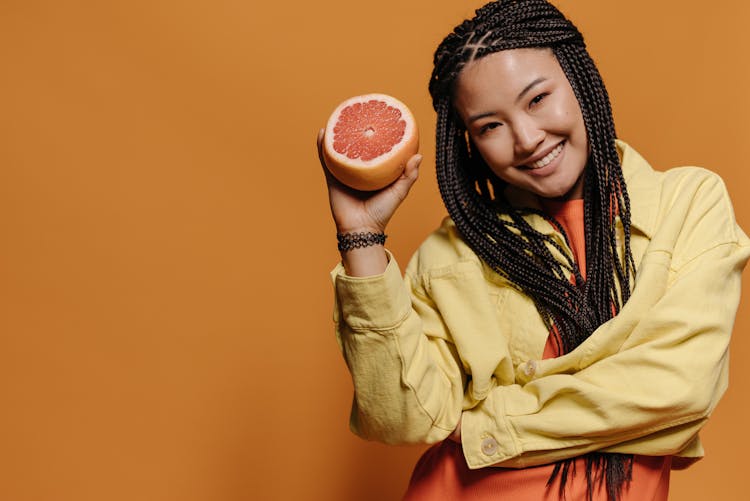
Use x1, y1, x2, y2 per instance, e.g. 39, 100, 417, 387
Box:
331, 250, 465, 444
460, 171, 750, 469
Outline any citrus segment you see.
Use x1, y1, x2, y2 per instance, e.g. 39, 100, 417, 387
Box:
322, 93, 419, 191
332, 100, 406, 161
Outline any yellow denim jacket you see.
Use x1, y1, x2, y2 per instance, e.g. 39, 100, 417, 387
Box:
331, 141, 750, 470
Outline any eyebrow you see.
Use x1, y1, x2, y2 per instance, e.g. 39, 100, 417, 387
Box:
466, 76, 548, 124
515, 77, 547, 104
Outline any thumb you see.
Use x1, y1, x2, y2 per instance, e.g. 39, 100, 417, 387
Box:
391, 153, 422, 195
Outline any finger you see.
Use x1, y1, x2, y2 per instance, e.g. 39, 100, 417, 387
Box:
316, 128, 336, 185
385, 154, 422, 203
316, 128, 324, 157
395, 154, 423, 189
316, 128, 326, 169
403, 153, 423, 181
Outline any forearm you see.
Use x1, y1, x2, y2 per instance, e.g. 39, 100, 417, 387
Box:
460, 241, 747, 469
341, 311, 462, 444
340, 244, 388, 277
332, 253, 464, 444
462, 365, 725, 469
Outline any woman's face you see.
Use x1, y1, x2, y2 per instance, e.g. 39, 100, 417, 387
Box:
453, 48, 589, 200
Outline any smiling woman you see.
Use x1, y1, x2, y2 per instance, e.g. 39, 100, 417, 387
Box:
318, 1, 750, 500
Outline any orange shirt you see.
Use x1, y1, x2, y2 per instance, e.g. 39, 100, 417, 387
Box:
403, 199, 671, 500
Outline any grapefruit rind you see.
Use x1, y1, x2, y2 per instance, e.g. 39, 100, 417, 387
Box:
322, 93, 419, 192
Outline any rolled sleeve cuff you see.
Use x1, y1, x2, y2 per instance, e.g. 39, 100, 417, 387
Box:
461, 389, 521, 469
331, 250, 412, 331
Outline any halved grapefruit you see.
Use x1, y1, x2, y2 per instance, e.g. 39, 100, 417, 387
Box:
322, 93, 419, 192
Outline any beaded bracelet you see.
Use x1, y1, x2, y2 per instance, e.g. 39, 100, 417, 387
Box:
336, 231, 387, 252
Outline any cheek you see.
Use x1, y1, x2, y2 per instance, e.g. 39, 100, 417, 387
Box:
549, 89, 585, 131
549, 103, 580, 131
476, 140, 514, 168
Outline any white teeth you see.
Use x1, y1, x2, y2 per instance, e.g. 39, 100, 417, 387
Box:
530, 143, 564, 169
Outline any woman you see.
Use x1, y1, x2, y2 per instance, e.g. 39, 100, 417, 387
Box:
319, 1, 750, 499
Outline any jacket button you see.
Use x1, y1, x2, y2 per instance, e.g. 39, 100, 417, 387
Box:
524, 360, 538, 377
481, 437, 498, 456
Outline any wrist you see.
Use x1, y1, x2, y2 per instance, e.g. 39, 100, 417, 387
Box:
336, 231, 387, 252
335, 223, 385, 235
340, 244, 389, 277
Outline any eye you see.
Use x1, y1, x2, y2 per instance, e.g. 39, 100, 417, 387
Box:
479, 122, 502, 135
530, 92, 549, 107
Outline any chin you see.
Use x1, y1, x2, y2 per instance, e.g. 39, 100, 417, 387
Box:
537, 185, 579, 201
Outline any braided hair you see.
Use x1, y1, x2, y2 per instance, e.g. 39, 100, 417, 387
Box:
429, 1, 636, 500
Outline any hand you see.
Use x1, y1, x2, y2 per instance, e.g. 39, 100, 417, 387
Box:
317, 128, 422, 234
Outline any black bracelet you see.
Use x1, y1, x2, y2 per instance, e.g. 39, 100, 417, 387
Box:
336, 231, 387, 252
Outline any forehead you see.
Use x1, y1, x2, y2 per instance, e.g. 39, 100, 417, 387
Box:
453, 48, 564, 116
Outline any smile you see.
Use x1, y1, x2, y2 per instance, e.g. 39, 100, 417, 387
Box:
528, 142, 564, 169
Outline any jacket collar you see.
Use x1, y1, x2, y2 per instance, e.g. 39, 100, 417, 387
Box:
502, 139, 657, 239
616, 139, 657, 239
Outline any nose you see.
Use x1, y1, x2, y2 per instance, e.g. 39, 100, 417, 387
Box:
512, 117, 545, 157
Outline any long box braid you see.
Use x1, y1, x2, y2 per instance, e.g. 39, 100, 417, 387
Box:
428, 1, 637, 499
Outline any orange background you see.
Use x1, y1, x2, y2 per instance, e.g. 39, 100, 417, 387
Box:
1, 1, 748, 499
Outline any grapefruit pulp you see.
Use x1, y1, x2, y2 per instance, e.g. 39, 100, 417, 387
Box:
322, 93, 419, 191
